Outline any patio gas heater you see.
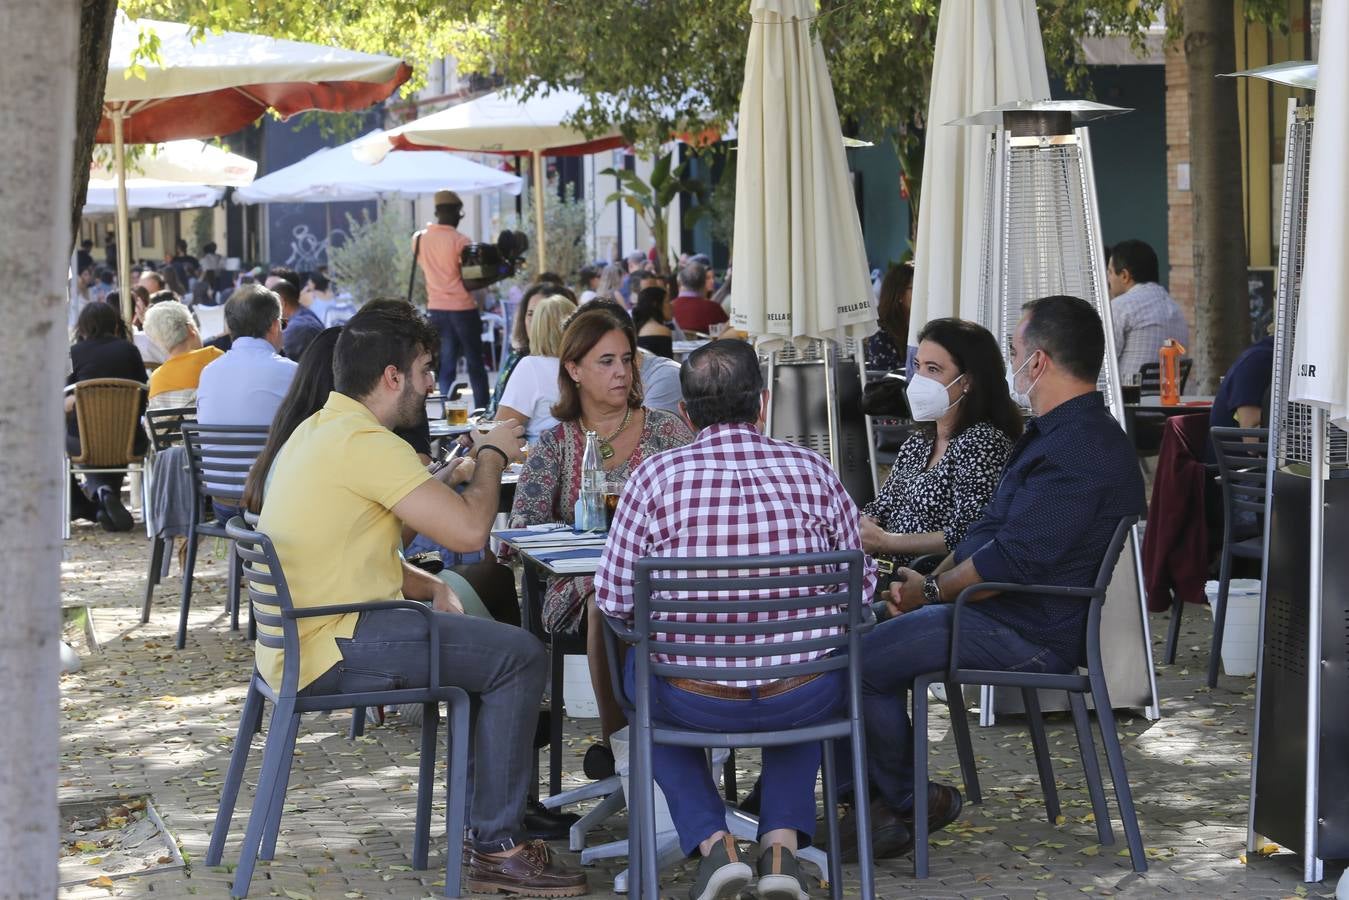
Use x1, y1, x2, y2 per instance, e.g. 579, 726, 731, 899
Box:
1241, 67, 1349, 882
956, 99, 1160, 723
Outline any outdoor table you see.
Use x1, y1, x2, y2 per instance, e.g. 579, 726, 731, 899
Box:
672, 339, 710, 358
427, 421, 473, 441
1121, 394, 1214, 443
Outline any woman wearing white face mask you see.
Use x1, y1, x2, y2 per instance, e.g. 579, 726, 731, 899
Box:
860, 318, 1024, 582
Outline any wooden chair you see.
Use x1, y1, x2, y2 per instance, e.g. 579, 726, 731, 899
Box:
63, 378, 147, 539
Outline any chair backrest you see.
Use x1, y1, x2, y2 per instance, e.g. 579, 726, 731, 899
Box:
225, 516, 303, 695
194, 305, 227, 341
71, 378, 147, 466
1210, 426, 1269, 522
143, 406, 196, 453
632, 550, 869, 684
1082, 516, 1142, 666
324, 301, 358, 327
180, 423, 270, 505
1138, 359, 1193, 396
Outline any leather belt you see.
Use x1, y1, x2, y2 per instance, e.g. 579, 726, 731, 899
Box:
667, 672, 823, 700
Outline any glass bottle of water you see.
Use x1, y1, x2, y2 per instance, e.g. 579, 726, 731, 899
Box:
575, 430, 606, 531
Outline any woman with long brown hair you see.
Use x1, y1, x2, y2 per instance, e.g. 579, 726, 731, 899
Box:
509, 307, 693, 775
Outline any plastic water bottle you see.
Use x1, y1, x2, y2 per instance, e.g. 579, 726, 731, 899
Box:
574, 430, 606, 531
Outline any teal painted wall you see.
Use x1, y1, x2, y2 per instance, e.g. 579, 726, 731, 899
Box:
848, 138, 912, 271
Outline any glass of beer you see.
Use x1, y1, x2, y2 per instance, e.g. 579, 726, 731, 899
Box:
446, 398, 470, 425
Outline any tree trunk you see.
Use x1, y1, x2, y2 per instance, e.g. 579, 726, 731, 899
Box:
70, 0, 118, 245
1184, 0, 1249, 391
0, 2, 80, 896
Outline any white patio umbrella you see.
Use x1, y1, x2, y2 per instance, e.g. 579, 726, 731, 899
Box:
729, 0, 874, 348
353, 87, 626, 271
99, 14, 410, 319
1290, 4, 1348, 428
908, 0, 1050, 338
234, 133, 521, 204
83, 179, 224, 214
91, 138, 256, 186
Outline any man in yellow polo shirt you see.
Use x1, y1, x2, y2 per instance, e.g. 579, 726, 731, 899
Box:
257, 302, 587, 897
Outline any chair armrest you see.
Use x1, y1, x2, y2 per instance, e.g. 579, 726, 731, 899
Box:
948, 582, 1099, 673
601, 613, 640, 644
288, 599, 440, 685
598, 613, 637, 712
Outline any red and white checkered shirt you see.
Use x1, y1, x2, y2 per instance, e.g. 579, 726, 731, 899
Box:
594, 422, 876, 685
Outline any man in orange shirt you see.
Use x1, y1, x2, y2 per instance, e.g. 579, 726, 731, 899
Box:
414, 189, 489, 406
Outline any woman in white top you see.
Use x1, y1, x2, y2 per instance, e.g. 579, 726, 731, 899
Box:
496, 294, 574, 443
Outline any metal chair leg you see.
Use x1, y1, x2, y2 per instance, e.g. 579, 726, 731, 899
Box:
231, 702, 297, 898
944, 681, 982, 804
913, 678, 931, 878
228, 548, 243, 632
549, 644, 564, 796
820, 740, 842, 900
1022, 689, 1060, 823
142, 537, 165, 624
259, 710, 302, 861
1068, 692, 1114, 846
1164, 590, 1184, 665
445, 694, 470, 898
848, 711, 875, 900
176, 529, 200, 650
1090, 675, 1147, 873
413, 702, 440, 870
1209, 545, 1233, 688
207, 684, 264, 866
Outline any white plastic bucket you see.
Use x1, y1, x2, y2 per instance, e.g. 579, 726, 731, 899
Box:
1205, 578, 1261, 677
563, 654, 600, 718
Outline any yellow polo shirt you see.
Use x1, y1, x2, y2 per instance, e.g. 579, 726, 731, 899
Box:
255, 391, 432, 691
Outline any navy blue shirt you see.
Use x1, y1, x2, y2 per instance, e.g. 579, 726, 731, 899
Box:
282, 305, 325, 361
954, 391, 1145, 666
1210, 335, 1273, 430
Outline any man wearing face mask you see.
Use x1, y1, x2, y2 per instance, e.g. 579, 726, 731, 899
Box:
841, 295, 1146, 861
413, 189, 490, 406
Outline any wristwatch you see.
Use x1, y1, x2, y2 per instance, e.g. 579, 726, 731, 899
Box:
922, 576, 942, 606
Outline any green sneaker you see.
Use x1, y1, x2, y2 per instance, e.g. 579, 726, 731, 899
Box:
755, 844, 809, 900
689, 834, 752, 900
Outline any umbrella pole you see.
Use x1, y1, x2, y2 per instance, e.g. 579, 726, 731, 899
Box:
1303, 406, 1326, 882
823, 341, 841, 472
532, 149, 546, 273
112, 107, 133, 323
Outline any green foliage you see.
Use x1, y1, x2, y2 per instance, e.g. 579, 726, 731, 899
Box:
518, 181, 593, 283
191, 209, 213, 252
328, 204, 424, 305
601, 150, 707, 273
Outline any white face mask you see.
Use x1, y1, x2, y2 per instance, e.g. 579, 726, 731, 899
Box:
1006, 351, 1042, 409
906, 372, 965, 422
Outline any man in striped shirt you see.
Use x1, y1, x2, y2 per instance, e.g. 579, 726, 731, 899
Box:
595, 340, 874, 900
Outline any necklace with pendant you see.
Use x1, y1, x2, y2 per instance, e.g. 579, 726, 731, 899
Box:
583, 407, 633, 460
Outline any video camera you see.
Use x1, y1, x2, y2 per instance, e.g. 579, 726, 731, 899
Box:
461, 230, 530, 292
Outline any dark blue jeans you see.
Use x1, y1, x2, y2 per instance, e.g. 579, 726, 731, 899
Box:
429, 308, 490, 408
852, 603, 1071, 811
624, 655, 844, 856
301, 608, 547, 851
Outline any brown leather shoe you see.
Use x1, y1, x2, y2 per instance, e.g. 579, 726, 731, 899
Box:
465, 839, 588, 897
900, 781, 964, 834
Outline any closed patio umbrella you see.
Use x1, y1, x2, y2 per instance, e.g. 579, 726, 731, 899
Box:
353, 87, 626, 271
100, 14, 411, 319
907, 0, 1050, 337
729, 0, 873, 348
235, 133, 521, 204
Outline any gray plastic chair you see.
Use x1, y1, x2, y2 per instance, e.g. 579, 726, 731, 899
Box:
601, 550, 875, 900
910, 516, 1145, 877
1206, 426, 1268, 688
207, 517, 471, 898
140, 406, 195, 623
177, 424, 268, 648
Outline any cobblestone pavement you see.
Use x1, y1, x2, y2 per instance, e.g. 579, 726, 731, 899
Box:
58, 524, 1343, 899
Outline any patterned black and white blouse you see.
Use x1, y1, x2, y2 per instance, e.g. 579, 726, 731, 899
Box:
862, 421, 1014, 572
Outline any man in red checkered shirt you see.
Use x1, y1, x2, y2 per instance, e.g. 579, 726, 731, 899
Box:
595, 340, 875, 900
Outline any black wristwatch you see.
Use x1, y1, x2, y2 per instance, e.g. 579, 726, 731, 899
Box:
922, 576, 942, 606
